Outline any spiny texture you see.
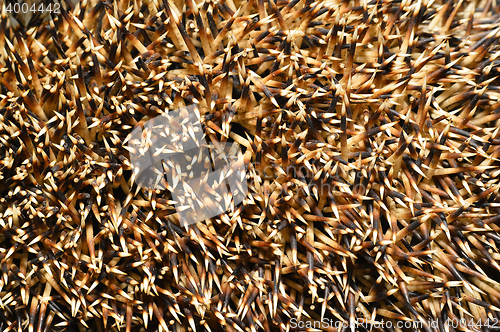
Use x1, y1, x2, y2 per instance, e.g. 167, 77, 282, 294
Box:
1, 0, 500, 331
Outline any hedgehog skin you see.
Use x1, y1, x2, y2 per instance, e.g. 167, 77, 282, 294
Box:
1, 0, 500, 331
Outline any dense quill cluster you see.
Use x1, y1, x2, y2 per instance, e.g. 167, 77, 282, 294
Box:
1, 0, 500, 331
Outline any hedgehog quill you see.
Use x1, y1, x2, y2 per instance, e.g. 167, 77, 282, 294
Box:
1, 0, 500, 331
